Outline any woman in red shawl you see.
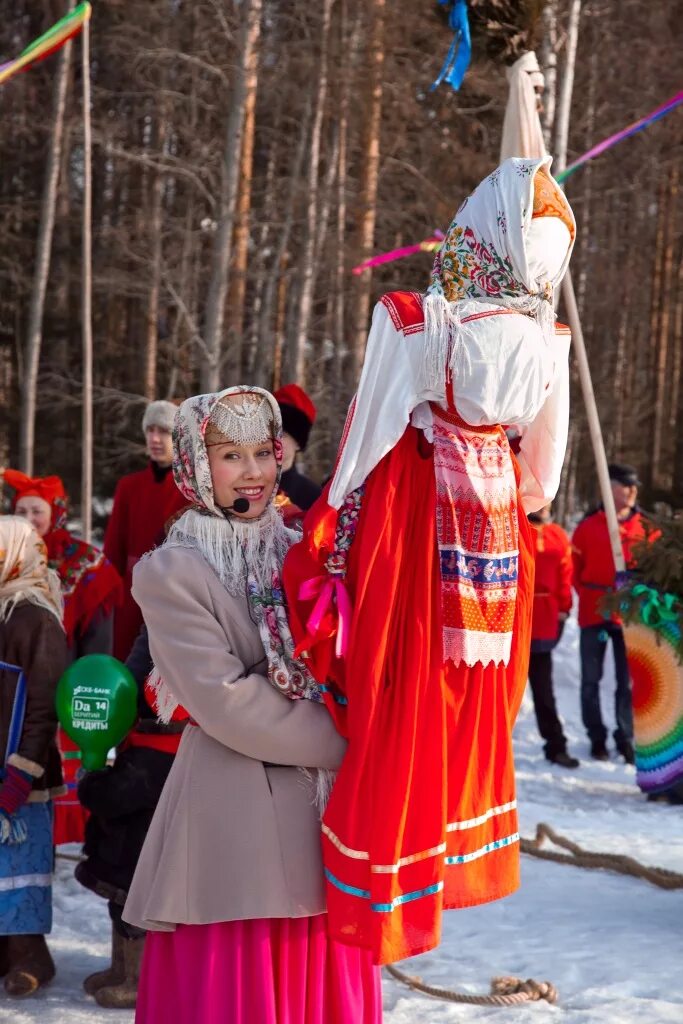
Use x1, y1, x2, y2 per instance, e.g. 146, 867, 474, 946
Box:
284, 157, 576, 965
3, 470, 122, 845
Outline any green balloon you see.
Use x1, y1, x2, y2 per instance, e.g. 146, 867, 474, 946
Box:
56, 655, 138, 771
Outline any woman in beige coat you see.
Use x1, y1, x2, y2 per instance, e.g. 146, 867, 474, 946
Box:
124, 387, 381, 1024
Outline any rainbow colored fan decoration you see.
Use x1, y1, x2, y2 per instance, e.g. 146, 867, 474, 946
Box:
623, 595, 683, 796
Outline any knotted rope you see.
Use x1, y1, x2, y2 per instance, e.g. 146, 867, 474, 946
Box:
521, 822, 683, 890
385, 822, 683, 1007
384, 964, 558, 1006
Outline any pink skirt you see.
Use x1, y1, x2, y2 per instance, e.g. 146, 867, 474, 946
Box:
135, 914, 382, 1024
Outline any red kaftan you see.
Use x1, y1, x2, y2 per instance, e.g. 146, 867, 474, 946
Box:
104, 464, 187, 661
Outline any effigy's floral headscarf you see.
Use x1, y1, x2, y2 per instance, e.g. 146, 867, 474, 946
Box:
154, 386, 320, 714
424, 155, 575, 390
0, 516, 63, 627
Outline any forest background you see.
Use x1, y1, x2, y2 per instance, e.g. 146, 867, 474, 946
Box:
0, 0, 681, 524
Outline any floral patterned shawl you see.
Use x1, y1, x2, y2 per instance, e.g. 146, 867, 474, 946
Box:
0, 516, 63, 626
424, 155, 575, 390
157, 386, 320, 711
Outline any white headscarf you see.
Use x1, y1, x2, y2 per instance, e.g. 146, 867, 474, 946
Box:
500, 51, 547, 162
0, 516, 63, 626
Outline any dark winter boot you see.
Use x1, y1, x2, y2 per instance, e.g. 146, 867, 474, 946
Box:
616, 739, 635, 765
94, 935, 144, 1009
4, 934, 55, 997
547, 750, 580, 769
84, 926, 126, 995
590, 741, 609, 761
0, 936, 9, 977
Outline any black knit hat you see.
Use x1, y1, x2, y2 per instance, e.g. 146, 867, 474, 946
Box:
608, 463, 641, 487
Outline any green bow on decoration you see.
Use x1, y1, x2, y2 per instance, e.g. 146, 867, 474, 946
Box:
630, 584, 680, 630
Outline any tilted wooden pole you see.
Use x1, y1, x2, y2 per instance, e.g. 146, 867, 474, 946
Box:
81, 16, 93, 541
561, 272, 626, 571
551, 0, 625, 571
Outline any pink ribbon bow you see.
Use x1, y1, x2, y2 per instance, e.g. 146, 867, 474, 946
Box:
299, 574, 352, 659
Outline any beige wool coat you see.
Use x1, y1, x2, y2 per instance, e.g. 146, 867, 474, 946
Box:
123, 544, 347, 933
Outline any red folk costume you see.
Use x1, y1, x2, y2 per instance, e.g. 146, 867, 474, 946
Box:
3, 470, 123, 845
572, 508, 648, 628
284, 158, 576, 964
104, 463, 187, 661
530, 521, 573, 643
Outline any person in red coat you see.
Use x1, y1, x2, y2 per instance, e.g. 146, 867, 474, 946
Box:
528, 505, 579, 768
104, 401, 187, 662
571, 463, 646, 763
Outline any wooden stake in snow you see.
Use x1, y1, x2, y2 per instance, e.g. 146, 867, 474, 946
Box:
81, 16, 93, 542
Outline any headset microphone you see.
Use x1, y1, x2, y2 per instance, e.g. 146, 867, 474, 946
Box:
227, 497, 250, 514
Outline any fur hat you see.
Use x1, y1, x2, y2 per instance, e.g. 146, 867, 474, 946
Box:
142, 400, 177, 435
274, 384, 317, 451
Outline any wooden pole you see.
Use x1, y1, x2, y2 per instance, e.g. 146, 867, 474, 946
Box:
561, 274, 626, 571
19, 23, 72, 474
551, 0, 625, 571
81, 17, 93, 541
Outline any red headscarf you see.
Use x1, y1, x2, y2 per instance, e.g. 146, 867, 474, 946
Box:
3, 469, 122, 647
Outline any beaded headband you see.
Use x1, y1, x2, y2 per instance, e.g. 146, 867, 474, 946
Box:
206, 393, 274, 447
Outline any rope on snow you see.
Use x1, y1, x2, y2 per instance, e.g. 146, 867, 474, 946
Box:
522, 821, 683, 890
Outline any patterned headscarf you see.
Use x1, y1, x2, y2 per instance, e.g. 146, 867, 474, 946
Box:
428, 156, 574, 309
424, 156, 575, 390
160, 386, 320, 708
0, 516, 63, 626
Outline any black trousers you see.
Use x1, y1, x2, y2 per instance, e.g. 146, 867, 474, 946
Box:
528, 651, 568, 758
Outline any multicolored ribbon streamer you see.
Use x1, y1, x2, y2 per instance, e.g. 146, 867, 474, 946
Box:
556, 90, 683, 183
353, 88, 683, 274
0, 2, 91, 87
352, 231, 444, 276
431, 0, 471, 92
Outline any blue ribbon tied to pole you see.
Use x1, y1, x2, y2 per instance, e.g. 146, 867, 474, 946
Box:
432, 0, 471, 92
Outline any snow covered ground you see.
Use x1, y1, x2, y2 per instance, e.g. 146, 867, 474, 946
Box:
4, 617, 682, 1023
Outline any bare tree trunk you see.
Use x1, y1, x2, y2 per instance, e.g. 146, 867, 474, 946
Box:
144, 101, 168, 401
81, 18, 93, 541
293, 0, 334, 385
540, 0, 558, 149
258, 101, 311, 373
651, 166, 679, 489
351, 0, 385, 382
334, 1, 362, 405
202, 0, 262, 392
272, 254, 289, 393
19, 30, 73, 473
554, 0, 582, 171
226, 20, 260, 377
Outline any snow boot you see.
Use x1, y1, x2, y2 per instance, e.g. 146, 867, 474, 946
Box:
84, 926, 126, 995
0, 936, 9, 977
94, 934, 144, 1009
4, 934, 55, 997
590, 741, 609, 761
547, 750, 580, 769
